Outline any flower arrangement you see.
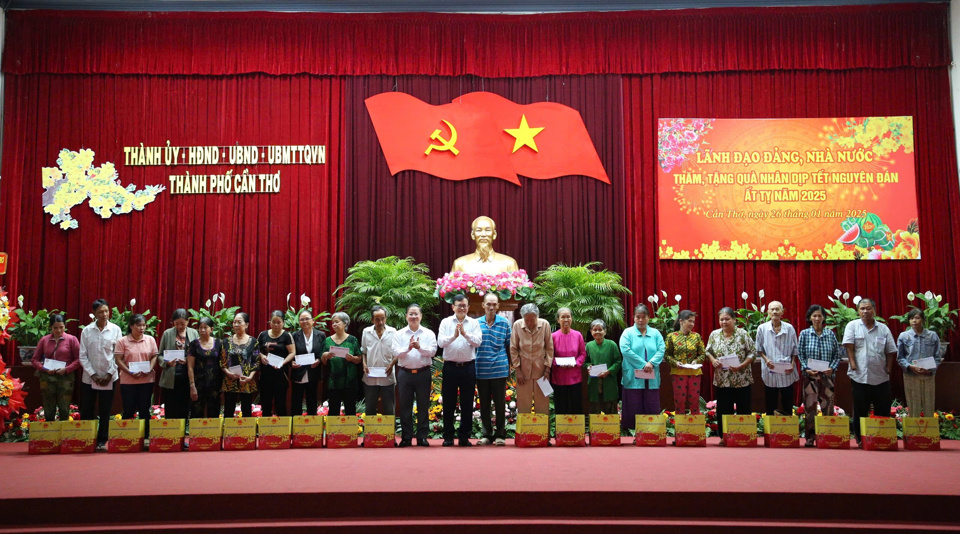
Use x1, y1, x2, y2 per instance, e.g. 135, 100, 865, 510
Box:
646, 290, 681, 339
736, 290, 768, 338
889, 291, 957, 342
657, 118, 714, 173
435, 270, 535, 304
0, 288, 15, 345
823, 289, 882, 337
0, 359, 27, 429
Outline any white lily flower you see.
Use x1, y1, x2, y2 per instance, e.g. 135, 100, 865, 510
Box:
936, 294, 943, 303
853, 296, 862, 305
675, 294, 681, 302
89, 313, 95, 320
842, 292, 849, 300
907, 291, 916, 301
751, 303, 758, 311
758, 289, 765, 299
130, 298, 136, 307
301, 293, 310, 307
760, 305, 766, 313
219, 292, 225, 303
286, 292, 292, 306
205, 299, 212, 308
925, 291, 934, 300
741, 292, 748, 300
834, 289, 842, 297
652, 294, 659, 303
17, 295, 24, 307
647, 296, 655, 303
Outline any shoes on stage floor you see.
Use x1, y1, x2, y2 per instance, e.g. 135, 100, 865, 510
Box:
96, 442, 107, 452
494, 438, 506, 446
478, 438, 491, 446
442, 439, 455, 447
398, 440, 412, 448
459, 440, 473, 447
804, 441, 816, 448
417, 439, 431, 447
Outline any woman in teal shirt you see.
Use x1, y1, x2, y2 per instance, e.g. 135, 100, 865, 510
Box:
619, 304, 666, 431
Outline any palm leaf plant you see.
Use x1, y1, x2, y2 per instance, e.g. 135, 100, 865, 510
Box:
334, 256, 437, 330
531, 262, 631, 336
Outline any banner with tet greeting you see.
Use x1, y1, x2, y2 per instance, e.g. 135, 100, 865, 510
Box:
657, 117, 918, 260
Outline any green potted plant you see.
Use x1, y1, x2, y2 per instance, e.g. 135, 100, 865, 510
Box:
824, 290, 882, 339
890, 291, 957, 357
109, 298, 160, 336
531, 262, 631, 335
9, 296, 76, 363
334, 256, 438, 330
282, 293, 330, 331
646, 290, 681, 339
187, 292, 241, 339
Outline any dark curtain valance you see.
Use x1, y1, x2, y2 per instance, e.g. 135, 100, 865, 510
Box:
3, 4, 949, 77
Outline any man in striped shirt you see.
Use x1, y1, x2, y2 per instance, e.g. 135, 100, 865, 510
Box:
755, 301, 799, 416
476, 293, 511, 446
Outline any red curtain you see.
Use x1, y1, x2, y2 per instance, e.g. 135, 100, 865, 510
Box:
3, 5, 948, 77
0, 74, 344, 359
343, 75, 627, 294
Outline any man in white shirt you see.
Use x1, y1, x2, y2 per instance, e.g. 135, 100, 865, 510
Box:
842, 298, 897, 446
392, 304, 438, 447
361, 305, 398, 416
78, 299, 122, 449
437, 294, 482, 446
755, 301, 799, 416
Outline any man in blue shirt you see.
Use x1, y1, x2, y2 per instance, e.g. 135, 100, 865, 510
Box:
476, 293, 511, 446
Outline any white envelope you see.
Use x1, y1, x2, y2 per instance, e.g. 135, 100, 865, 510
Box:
555, 356, 576, 367
267, 354, 285, 368
128, 361, 151, 374
43, 359, 66, 370
806, 359, 830, 372
770, 361, 793, 374
91, 379, 114, 390
163, 350, 186, 362
367, 367, 387, 378
588, 363, 608, 377
634, 368, 656, 379
295, 354, 316, 366
227, 364, 243, 377
330, 346, 350, 359
913, 357, 937, 370
537, 376, 554, 397
718, 355, 739, 369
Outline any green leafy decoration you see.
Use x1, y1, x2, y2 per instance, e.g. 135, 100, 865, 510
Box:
334, 256, 438, 330
531, 262, 631, 336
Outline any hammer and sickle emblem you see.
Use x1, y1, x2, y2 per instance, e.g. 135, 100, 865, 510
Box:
424, 119, 460, 156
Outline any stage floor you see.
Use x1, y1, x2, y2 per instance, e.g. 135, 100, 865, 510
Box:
3, 438, 960, 531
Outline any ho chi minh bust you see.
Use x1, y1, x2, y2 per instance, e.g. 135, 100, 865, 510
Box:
450, 216, 520, 275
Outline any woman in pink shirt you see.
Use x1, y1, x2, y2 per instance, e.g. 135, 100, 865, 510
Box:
32, 314, 81, 420
550, 308, 586, 415
115, 314, 159, 434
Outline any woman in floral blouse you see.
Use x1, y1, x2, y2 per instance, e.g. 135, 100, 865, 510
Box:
664, 310, 706, 415
706, 307, 756, 444
220, 312, 260, 418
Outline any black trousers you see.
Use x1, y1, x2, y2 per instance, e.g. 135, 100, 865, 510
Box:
259, 373, 288, 416
716, 385, 752, 438
442, 361, 476, 441
477, 377, 507, 440
80, 381, 115, 444
764, 385, 794, 416
327, 386, 358, 417
162, 376, 191, 420
291, 380, 319, 416
553, 382, 584, 415
397, 367, 431, 442
851, 380, 892, 441
223, 391, 254, 418
192, 388, 222, 419
121, 383, 154, 435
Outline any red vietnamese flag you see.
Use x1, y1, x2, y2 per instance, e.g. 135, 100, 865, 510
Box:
454, 92, 610, 184
365, 92, 520, 185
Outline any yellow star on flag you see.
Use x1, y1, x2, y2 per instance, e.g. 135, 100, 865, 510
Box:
504, 115, 544, 153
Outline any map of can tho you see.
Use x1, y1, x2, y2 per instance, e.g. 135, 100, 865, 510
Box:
656, 117, 918, 260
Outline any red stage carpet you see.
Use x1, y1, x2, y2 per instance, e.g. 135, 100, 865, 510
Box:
2, 437, 959, 532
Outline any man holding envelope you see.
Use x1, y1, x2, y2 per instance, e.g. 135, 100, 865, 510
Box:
843, 298, 898, 447
755, 301, 799, 416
